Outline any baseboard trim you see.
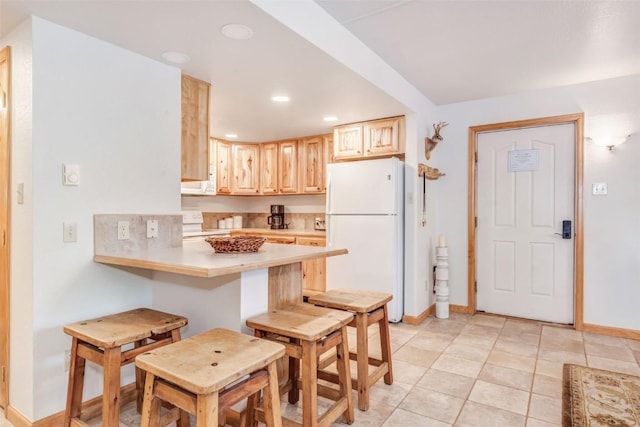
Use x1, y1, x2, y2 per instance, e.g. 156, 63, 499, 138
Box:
7, 383, 137, 427
402, 304, 435, 325
449, 304, 470, 314
582, 323, 640, 340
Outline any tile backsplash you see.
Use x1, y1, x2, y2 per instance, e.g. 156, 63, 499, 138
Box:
203, 212, 324, 231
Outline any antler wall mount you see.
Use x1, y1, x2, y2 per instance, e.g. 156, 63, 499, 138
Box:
425, 121, 449, 160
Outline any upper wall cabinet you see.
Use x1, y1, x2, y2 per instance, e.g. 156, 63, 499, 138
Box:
181, 74, 211, 181
215, 139, 232, 194
299, 136, 325, 193
279, 140, 298, 194
332, 116, 405, 161
232, 143, 261, 194
260, 142, 279, 194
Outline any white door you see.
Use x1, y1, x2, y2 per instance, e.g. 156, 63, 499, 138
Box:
476, 124, 575, 323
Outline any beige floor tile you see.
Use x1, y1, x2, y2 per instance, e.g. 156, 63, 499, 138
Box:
586, 355, 640, 376
584, 341, 637, 363
391, 359, 430, 385
539, 335, 585, 353
335, 400, 396, 426
427, 319, 468, 336
625, 338, 640, 351
469, 314, 506, 329
503, 318, 542, 335
534, 359, 564, 379
537, 347, 586, 365
382, 408, 452, 427
369, 380, 413, 408
410, 331, 455, 352
526, 417, 560, 427
528, 393, 561, 424
432, 354, 484, 378
452, 332, 497, 349
531, 374, 562, 398
583, 331, 628, 348
417, 368, 476, 399
399, 387, 465, 424
477, 364, 533, 391
498, 329, 541, 345
494, 337, 539, 358
468, 380, 530, 415
455, 400, 526, 427
443, 342, 491, 362
448, 313, 472, 323
634, 350, 640, 364
540, 325, 583, 342
486, 350, 536, 373
393, 344, 441, 368
461, 323, 501, 338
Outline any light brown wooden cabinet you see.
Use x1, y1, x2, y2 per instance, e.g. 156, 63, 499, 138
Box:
181, 74, 211, 181
232, 143, 260, 194
279, 140, 298, 194
299, 136, 325, 193
260, 143, 279, 194
332, 116, 405, 161
215, 139, 232, 194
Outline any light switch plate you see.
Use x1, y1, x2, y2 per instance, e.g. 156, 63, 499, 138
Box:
592, 182, 608, 196
63, 164, 80, 186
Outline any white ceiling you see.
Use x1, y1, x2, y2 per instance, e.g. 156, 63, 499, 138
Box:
2, 0, 639, 142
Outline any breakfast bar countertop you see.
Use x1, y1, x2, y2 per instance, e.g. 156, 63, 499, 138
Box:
94, 239, 346, 278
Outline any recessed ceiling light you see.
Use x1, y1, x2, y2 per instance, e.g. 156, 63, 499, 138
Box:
161, 51, 191, 64
225, 133, 238, 139
323, 116, 338, 122
221, 23, 254, 40
272, 95, 290, 103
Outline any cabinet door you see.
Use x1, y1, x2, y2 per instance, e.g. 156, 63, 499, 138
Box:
298, 237, 326, 293
364, 116, 404, 156
232, 144, 260, 194
333, 125, 363, 159
215, 140, 232, 194
181, 74, 210, 181
261, 143, 279, 194
279, 140, 298, 193
300, 136, 325, 193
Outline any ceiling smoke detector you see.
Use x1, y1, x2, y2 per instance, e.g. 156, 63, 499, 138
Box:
221, 24, 254, 40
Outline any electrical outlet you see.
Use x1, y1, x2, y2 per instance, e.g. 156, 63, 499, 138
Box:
117, 221, 130, 240
64, 350, 71, 371
147, 219, 158, 238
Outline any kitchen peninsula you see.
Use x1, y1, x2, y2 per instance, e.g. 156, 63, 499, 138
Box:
93, 214, 345, 335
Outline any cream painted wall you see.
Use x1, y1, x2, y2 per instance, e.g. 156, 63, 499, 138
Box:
2, 17, 182, 420
437, 74, 640, 330
181, 193, 326, 213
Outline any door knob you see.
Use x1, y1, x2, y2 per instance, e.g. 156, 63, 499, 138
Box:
554, 220, 572, 239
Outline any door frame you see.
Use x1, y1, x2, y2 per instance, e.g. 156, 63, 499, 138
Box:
0, 45, 11, 407
467, 113, 584, 329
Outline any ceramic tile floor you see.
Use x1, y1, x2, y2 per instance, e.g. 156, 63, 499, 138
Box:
3, 313, 640, 426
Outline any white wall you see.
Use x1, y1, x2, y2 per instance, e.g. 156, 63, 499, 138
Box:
3, 17, 182, 420
437, 74, 640, 330
181, 193, 325, 213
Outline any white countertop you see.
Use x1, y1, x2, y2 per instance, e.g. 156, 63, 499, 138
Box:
94, 239, 346, 278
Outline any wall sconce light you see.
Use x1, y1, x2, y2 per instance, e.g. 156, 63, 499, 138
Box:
586, 134, 631, 151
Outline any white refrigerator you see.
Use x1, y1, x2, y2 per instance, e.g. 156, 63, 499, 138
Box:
325, 157, 404, 322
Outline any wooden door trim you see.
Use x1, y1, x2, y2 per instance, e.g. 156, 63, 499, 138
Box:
467, 113, 584, 329
0, 45, 12, 407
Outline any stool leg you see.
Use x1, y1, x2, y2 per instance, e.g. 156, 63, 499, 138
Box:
379, 305, 393, 385
244, 389, 260, 427
196, 392, 218, 427
355, 312, 370, 411
102, 346, 122, 427
64, 338, 86, 427
301, 340, 318, 427
288, 339, 300, 404
134, 338, 147, 413
262, 362, 282, 427
140, 371, 161, 427
336, 325, 354, 424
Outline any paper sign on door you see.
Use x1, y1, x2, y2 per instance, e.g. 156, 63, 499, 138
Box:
508, 149, 539, 172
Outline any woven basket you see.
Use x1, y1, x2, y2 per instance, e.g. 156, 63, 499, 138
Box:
204, 236, 266, 253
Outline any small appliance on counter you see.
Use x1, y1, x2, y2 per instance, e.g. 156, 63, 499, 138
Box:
182, 210, 229, 239
267, 204, 287, 229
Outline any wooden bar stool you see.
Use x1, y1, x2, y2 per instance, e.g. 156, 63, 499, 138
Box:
307, 289, 393, 411
246, 303, 355, 427
63, 308, 188, 427
135, 328, 285, 427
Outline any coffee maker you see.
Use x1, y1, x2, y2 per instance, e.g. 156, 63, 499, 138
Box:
268, 205, 287, 229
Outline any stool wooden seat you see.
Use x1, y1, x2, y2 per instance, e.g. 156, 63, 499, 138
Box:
135, 328, 285, 427
63, 308, 188, 427
246, 303, 355, 427
307, 289, 393, 411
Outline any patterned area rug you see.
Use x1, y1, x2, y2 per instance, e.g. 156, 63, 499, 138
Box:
563, 363, 640, 427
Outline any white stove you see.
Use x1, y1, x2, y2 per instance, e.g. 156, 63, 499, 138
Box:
182, 211, 230, 239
